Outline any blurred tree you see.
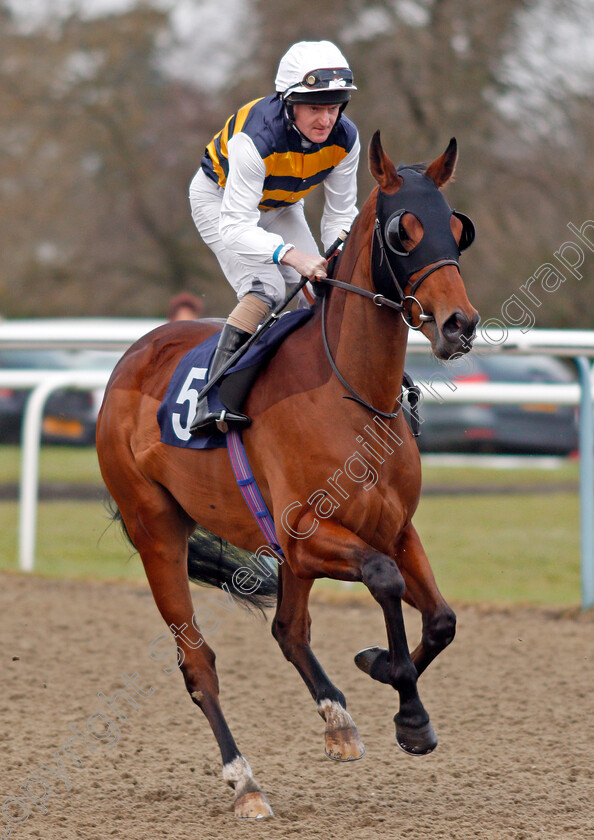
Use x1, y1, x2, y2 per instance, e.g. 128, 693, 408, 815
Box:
0, 3, 234, 317
248, 0, 593, 327
0, 0, 592, 325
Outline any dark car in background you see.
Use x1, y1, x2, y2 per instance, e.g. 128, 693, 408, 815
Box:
0, 348, 121, 445
404, 350, 579, 455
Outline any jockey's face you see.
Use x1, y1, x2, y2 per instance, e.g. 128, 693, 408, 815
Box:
292, 103, 340, 143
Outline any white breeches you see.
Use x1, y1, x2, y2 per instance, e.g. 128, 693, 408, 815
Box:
189, 168, 318, 308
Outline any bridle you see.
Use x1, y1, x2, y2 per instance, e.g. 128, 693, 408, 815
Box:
319, 167, 475, 419
320, 287, 421, 420
370, 166, 475, 326
371, 218, 458, 330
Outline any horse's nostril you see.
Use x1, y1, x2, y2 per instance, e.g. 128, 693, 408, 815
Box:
442, 311, 468, 340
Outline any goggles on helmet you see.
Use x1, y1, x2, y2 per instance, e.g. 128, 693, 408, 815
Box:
301, 67, 354, 88
283, 67, 355, 99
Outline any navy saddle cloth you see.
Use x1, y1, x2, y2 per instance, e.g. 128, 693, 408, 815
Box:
157, 308, 314, 450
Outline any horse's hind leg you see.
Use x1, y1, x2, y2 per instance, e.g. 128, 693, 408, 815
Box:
356, 523, 456, 680
109, 478, 273, 819
272, 563, 365, 761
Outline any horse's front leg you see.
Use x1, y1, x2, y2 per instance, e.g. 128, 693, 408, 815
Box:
356, 523, 456, 680
290, 522, 436, 756
361, 552, 437, 755
401, 524, 456, 675
272, 561, 365, 761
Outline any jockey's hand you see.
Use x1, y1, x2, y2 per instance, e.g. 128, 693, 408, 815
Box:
280, 248, 327, 281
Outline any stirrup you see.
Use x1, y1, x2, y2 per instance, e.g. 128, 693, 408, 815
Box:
191, 407, 251, 436
215, 409, 252, 434
216, 410, 228, 433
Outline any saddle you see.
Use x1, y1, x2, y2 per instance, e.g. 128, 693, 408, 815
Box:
157, 309, 314, 450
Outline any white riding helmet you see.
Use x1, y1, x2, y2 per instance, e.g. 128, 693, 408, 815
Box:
275, 40, 356, 107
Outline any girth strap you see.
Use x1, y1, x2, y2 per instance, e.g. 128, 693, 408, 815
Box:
226, 430, 284, 557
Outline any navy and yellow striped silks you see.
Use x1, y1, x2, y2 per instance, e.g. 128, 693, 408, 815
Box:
201, 95, 357, 211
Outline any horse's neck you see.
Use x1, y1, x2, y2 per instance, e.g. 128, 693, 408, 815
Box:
325, 222, 409, 415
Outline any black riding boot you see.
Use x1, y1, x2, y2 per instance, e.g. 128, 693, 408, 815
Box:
190, 323, 252, 435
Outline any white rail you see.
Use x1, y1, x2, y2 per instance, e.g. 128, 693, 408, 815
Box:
1, 320, 593, 607
0, 371, 592, 606
0, 371, 110, 572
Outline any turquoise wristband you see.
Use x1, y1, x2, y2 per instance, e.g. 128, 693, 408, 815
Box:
272, 243, 294, 265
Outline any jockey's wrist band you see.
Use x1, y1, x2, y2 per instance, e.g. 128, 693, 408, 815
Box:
273, 243, 295, 264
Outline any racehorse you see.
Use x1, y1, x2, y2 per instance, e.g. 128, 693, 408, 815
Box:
96, 132, 479, 820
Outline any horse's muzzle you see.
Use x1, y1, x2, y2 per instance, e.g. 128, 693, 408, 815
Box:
435, 310, 479, 357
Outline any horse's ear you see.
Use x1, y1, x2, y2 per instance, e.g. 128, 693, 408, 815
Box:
368, 130, 403, 193
425, 137, 458, 188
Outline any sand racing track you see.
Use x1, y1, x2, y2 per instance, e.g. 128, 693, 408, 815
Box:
1, 572, 592, 840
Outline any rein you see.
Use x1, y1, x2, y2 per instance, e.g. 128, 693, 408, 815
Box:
320, 276, 403, 310
322, 294, 420, 424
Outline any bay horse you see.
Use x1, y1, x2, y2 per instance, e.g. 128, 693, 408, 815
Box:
96, 132, 479, 819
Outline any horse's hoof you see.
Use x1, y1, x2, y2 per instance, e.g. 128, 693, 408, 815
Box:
318, 699, 366, 761
395, 719, 438, 756
234, 791, 274, 819
325, 726, 366, 761
354, 646, 391, 684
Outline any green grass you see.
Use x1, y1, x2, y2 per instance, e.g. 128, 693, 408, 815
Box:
0, 445, 583, 605
421, 461, 579, 489
0, 500, 147, 581
1, 445, 103, 485
413, 492, 580, 606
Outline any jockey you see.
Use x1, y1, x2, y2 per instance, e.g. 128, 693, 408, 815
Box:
189, 40, 360, 434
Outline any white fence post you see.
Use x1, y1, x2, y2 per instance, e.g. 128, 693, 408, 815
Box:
15, 371, 110, 572
575, 358, 594, 608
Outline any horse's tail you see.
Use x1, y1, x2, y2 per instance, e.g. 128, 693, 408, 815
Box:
107, 501, 278, 615
186, 524, 278, 615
